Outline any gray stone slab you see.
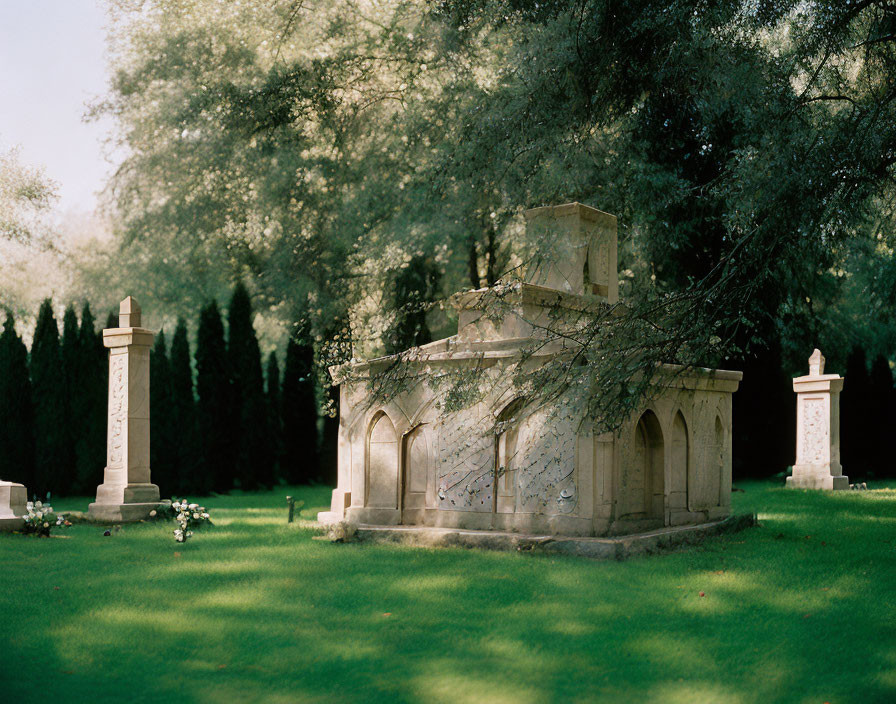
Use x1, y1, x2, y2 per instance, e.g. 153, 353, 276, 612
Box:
0, 517, 25, 532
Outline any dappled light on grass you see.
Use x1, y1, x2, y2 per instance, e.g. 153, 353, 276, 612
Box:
409, 669, 545, 704
89, 606, 222, 633
646, 680, 746, 704
388, 573, 467, 598
0, 482, 893, 703
627, 633, 720, 671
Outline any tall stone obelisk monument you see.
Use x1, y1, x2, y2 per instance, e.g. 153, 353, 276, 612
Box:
88, 296, 161, 521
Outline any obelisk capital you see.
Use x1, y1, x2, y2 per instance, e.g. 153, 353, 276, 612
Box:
119, 296, 142, 328
808, 348, 825, 376
103, 295, 153, 349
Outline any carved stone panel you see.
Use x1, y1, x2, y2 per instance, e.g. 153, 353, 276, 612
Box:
437, 408, 494, 512
107, 353, 127, 469
799, 398, 828, 465
514, 403, 578, 515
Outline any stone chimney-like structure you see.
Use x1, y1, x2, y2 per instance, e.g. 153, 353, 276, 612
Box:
523, 202, 618, 303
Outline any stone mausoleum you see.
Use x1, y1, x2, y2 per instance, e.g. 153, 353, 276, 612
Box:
319, 203, 743, 536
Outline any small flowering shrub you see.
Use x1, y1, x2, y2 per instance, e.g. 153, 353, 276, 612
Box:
170, 499, 212, 543
21, 501, 70, 537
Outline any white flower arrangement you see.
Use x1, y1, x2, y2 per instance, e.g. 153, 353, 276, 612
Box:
169, 499, 212, 543
21, 500, 71, 537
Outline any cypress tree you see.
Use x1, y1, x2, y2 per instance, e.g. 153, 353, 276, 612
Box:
30, 299, 66, 498
841, 347, 871, 476
282, 332, 319, 484
227, 283, 272, 490
0, 312, 36, 489
384, 255, 441, 355
196, 301, 233, 494
868, 354, 894, 479
170, 317, 197, 495
150, 330, 176, 496
105, 310, 118, 330
266, 351, 283, 482
58, 305, 80, 495
74, 303, 106, 495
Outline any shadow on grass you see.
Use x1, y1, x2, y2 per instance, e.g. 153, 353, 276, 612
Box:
0, 483, 894, 703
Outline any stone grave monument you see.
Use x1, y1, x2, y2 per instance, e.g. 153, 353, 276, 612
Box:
319, 202, 743, 536
787, 348, 849, 490
0, 480, 27, 531
88, 296, 162, 521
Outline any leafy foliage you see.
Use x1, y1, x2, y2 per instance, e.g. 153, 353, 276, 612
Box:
92, 0, 896, 479
0, 147, 56, 244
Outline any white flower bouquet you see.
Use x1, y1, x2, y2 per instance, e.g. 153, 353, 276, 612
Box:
169, 499, 212, 543
21, 501, 71, 537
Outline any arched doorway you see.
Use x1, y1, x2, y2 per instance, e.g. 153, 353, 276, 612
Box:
367, 413, 398, 509
670, 412, 689, 513
622, 410, 664, 520
401, 425, 428, 523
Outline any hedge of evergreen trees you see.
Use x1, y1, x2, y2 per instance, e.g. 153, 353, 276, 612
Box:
0, 283, 321, 498
841, 348, 896, 480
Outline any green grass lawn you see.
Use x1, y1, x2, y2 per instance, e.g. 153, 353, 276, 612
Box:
1, 483, 894, 704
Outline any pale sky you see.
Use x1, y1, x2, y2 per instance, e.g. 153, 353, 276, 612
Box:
0, 0, 115, 214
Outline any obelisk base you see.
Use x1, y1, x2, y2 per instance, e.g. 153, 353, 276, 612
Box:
787, 466, 849, 491
88, 480, 161, 522
0, 481, 27, 532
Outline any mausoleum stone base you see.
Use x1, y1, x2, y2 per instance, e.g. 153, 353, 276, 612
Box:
350, 513, 756, 560
329, 505, 735, 538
